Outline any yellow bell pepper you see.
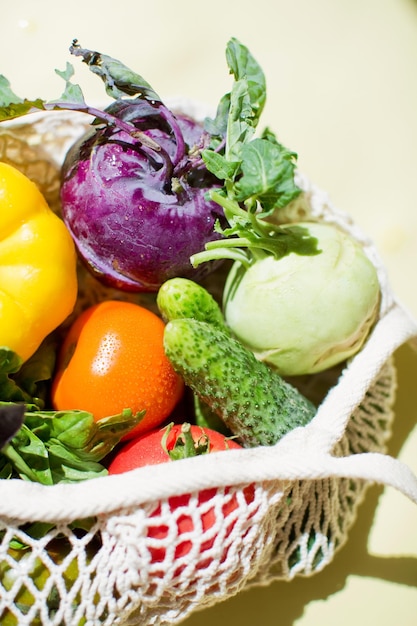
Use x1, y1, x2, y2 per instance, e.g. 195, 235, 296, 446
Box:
0, 162, 78, 362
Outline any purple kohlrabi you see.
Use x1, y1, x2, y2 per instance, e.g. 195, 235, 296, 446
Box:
60, 97, 224, 292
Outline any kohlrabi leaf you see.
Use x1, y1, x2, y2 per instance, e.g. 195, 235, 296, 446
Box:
204, 93, 230, 146
203, 38, 266, 161
0, 75, 46, 121
225, 38, 267, 161
226, 78, 257, 161
53, 62, 86, 104
0, 74, 21, 106
0, 64, 85, 122
234, 137, 301, 215
69, 39, 161, 102
0, 50, 155, 134
192, 37, 320, 269
226, 36, 266, 131
202, 150, 239, 181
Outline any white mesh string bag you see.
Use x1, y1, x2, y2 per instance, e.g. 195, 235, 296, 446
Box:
0, 107, 417, 626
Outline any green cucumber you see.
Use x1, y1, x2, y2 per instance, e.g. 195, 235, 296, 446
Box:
157, 278, 228, 330
163, 318, 316, 447
193, 394, 232, 436
157, 278, 231, 431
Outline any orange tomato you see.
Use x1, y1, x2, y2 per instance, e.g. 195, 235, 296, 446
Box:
51, 300, 184, 439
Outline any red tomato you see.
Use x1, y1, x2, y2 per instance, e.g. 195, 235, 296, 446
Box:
108, 423, 255, 575
51, 300, 184, 439
107, 423, 242, 473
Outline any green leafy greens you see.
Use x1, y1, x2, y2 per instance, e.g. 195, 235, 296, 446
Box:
0, 37, 320, 271
191, 37, 320, 269
0, 346, 144, 484
0, 40, 163, 133
0, 36, 319, 485
0, 404, 144, 484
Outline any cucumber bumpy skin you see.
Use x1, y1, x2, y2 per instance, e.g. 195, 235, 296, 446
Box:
163, 318, 317, 447
157, 277, 228, 330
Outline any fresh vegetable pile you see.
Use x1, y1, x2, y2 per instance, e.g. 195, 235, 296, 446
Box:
0, 37, 380, 482
0, 36, 386, 623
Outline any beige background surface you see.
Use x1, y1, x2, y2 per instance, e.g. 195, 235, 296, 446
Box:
1, 0, 417, 624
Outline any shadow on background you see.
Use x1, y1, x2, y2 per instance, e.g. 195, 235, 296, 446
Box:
180, 342, 417, 626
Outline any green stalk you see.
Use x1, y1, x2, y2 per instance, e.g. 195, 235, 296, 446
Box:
191, 246, 251, 268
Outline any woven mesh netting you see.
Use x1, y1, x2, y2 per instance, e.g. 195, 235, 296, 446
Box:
258, 358, 396, 584
0, 109, 415, 625
0, 358, 395, 626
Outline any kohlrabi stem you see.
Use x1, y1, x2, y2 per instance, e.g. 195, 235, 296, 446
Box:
159, 107, 186, 167
51, 102, 175, 178
192, 236, 269, 264
191, 246, 251, 268
210, 190, 249, 222
48, 101, 144, 138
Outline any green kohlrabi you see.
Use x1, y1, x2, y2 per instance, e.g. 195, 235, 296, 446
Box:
191, 38, 380, 375
222, 222, 380, 375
